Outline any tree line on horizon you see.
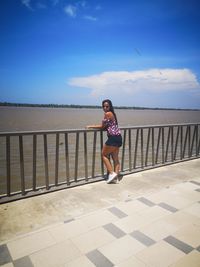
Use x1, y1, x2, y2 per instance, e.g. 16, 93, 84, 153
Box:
0, 102, 199, 111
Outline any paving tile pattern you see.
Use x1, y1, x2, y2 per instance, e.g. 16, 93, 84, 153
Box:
0, 244, 12, 266
130, 230, 156, 247
13, 256, 34, 267
1, 178, 200, 267
164, 236, 194, 254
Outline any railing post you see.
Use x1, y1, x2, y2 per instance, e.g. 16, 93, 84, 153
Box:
84, 132, 88, 181
65, 133, 70, 185
6, 136, 11, 196
180, 126, 183, 160
19, 135, 25, 195
165, 126, 170, 162
100, 131, 104, 176
152, 127, 155, 166
174, 126, 180, 160
183, 126, 189, 158
196, 125, 199, 156
128, 129, 132, 171
33, 134, 37, 191
198, 128, 200, 155
43, 134, 49, 190
145, 128, 151, 167
141, 128, 144, 168
92, 131, 97, 178
133, 128, 139, 169
162, 127, 165, 164
121, 129, 126, 172
171, 126, 174, 162
155, 127, 161, 164
190, 125, 196, 157
74, 132, 79, 182
55, 133, 59, 186
188, 125, 191, 157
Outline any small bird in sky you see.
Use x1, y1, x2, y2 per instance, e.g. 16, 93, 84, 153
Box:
134, 48, 142, 56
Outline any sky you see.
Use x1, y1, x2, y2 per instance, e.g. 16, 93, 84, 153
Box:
0, 0, 200, 109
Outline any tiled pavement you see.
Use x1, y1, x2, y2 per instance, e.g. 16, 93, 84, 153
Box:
0, 159, 200, 267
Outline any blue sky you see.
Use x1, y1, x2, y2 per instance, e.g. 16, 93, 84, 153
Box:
0, 0, 200, 109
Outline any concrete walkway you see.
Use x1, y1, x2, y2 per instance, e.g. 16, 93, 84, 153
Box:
0, 159, 200, 267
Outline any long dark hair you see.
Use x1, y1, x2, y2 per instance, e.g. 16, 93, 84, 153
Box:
102, 99, 118, 125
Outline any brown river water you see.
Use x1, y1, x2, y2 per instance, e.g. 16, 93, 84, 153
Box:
0, 106, 200, 131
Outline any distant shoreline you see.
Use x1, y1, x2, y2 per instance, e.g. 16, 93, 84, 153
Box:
0, 102, 199, 111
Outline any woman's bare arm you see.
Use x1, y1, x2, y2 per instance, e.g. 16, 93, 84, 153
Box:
86, 124, 103, 129
86, 111, 114, 129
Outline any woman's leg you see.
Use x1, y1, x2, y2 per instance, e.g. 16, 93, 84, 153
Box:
102, 145, 116, 174
111, 147, 120, 174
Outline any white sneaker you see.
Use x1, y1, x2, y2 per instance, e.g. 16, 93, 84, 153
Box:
107, 172, 117, 184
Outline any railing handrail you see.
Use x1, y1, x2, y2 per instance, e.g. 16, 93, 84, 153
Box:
0, 122, 199, 136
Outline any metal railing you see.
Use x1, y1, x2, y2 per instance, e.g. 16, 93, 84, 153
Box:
0, 123, 199, 203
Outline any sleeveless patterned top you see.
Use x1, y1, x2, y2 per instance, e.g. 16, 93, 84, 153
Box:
102, 118, 121, 136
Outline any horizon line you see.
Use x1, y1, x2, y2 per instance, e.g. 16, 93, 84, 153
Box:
0, 102, 200, 111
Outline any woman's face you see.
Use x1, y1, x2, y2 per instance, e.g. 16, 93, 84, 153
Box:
103, 101, 110, 112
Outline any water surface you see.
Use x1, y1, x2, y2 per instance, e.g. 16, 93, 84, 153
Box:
0, 106, 199, 131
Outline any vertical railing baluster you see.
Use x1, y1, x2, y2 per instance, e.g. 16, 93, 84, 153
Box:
196, 125, 199, 156
65, 133, 70, 185
155, 127, 161, 164
145, 128, 151, 167
6, 136, 11, 196
43, 134, 49, 190
100, 131, 104, 176
188, 125, 191, 157
198, 125, 200, 155
121, 129, 126, 172
190, 126, 196, 157
162, 127, 165, 164
74, 132, 79, 182
92, 131, 97, 178
55, 133, 59, 185
141, 128, 144, 168
128, 129, 132, 171
171, 127, 174, 162
84, 132, 88, 181
174, 126, 180, 160
33, 134, 37, 191
183, 126, 189, 158
152, 127, 155, 166
19, 135, 25, 195
133, 129, 139, 169
180, 126, 183, 159
165, 127, 170, 162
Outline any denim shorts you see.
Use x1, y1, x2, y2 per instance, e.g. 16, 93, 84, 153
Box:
105, 135, 122, 147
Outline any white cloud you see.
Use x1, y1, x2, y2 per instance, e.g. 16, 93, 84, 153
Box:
68, 68, 200, 97
21, 0, 101, 19
63, 1, 99, 21
21, 0, 33, 10
21, 0, 47, 10
64, 5, 77, 17
83, 15, 97, 21
78, 1, 87, 8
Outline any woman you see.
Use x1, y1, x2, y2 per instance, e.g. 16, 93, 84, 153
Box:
87, 99, 122, 183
